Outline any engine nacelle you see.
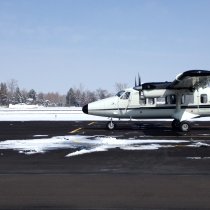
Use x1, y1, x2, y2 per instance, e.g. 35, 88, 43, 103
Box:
143, 89, 176, 98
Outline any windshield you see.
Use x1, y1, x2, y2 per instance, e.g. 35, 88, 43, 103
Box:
121, 92, 130, 100
116, 90, 125, 97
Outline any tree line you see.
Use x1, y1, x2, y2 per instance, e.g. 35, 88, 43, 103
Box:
0, 80, 128, 107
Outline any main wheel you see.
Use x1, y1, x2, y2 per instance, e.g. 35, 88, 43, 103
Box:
106, 121, 115, 130
171, 119, 180, 131
180, 121, 191, 132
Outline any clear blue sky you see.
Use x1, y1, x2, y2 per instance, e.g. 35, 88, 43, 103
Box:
1, 0, 210, 94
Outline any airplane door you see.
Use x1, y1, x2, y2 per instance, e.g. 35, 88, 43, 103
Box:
118, 91, 131, 115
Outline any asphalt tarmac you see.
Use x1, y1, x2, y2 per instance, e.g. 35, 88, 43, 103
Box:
0, 120, 210, 210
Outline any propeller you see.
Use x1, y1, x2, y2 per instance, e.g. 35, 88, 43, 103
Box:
134, 73, 142, 91
138, 73, 141, 86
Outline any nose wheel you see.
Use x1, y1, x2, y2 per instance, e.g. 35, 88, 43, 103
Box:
106, 121, 116, 130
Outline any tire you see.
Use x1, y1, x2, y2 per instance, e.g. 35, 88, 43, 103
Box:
180, 121, 191, 132
107, 121, 115, 130
171, 119, 180, 131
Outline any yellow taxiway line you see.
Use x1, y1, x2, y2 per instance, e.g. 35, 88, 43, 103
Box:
88, 122, 95, 126
69, 127, 82, 134
69, 122, 96, 134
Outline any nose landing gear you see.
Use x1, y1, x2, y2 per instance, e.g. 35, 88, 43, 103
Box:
106, 121, 116, 130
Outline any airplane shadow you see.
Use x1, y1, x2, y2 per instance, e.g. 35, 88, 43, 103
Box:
85, 121, 210, 139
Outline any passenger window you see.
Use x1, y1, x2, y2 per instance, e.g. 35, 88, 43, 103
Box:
121, 92, 130, 100
147, 98, 155, 105
181, 95, 185, 104
156, 97, 166, 105
165, 96, 169, 104
170, 95, 176, 104
140, 99, 146, 105
201, 94, 207, 103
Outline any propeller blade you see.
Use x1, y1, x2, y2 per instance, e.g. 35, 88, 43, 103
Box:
138, 73, 141, 86
133, 73, 143, 91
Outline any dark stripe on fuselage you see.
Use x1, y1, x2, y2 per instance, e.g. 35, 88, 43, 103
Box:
90, 104, 210, 111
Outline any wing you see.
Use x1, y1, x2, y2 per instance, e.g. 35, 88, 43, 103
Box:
169, 70, 210, 90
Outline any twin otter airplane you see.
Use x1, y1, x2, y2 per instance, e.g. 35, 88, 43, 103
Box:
82, 70, 210, 132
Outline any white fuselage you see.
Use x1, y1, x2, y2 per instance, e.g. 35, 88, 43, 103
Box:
84, 87, 210, 121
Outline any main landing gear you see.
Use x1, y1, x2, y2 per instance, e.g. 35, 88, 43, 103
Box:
106, 121, 116, 130
171, 119, 191, 132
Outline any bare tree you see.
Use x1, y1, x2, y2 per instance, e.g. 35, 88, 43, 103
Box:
7, 79, 18, 103
115, 82, 129, 92
14, 87, 23, 103
45, 92, 62, 106
20, 89, 28, 103
96, 88, 112, 100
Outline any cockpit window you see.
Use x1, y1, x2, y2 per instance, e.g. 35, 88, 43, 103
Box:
121, 92, 130, 100
116, 90, 125, 97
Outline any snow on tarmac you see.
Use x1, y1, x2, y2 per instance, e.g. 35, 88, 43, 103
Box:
0, 106, 210, 157
0, 135, 195, 157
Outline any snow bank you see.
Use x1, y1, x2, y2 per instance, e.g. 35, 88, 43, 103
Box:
9, 104, 40, 109
0, 106, 107, 121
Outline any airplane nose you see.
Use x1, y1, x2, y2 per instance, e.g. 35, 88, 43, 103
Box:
82, 104, 88, 114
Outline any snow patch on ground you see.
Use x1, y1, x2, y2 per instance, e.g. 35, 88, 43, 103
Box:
187, 142, 210, 147
186, 157, 210, 160
0, 137, 75, 154
33, 135, 49, 137
0, 135, 189, 156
